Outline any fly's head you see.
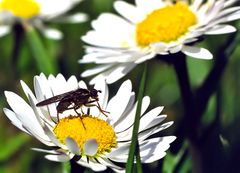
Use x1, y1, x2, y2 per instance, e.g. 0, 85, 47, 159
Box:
89, 89, 101, 101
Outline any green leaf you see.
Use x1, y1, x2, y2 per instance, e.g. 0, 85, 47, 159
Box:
126, 62, 148, 173
0, 133, 30, 161
24, 24, 57, 75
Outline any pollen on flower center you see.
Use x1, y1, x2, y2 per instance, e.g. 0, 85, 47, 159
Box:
136, 2, 197, 46
53, 115, 117, 156
0, 0, 40, 18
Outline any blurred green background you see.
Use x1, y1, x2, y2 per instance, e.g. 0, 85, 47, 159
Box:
1, 0, 240, 173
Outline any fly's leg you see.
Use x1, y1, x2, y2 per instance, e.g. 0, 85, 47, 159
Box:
84, 101, 110, 117
73, 106, 86, 129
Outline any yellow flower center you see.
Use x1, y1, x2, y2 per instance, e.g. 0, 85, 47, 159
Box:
0, 0, 40, 18
136, 2, 197, 46
53, 115, 117, 156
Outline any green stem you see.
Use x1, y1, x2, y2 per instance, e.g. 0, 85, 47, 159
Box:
62, 162, 71, 173
126, 62, 148, 173
23, 23, 57, 75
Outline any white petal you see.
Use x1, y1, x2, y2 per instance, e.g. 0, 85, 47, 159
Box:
114, 96, 150, 133
43, 124, 62, 147
52, 13, 88, 23
34, 75, 58, 119
103, 63, 136, 84
3, 108, 30, 134
139, 137, 176, 163
81, 64, 113, 77
76, 157, 107, 172
182, 45, 213, 60
107, 144, 129, 158
66, 75, 79, 91
31, 148, 59, 154
66, 137, 81, 155
225, 11, 240, 22
4, 91, 50, 142
45, 154, 70, 162
114, 1, 143, 23
42, 28, 63, 40
93, 79, 109, 110
38, 0, 82, 18
135, 0, 165, 15
138, 122, 174, 141
83, 138, 98, 156
0, 25, 10, 37
110, 92, 135, 126
135, 52, 156, 64
205, 25, 236, 35
139, 106, 164, 131
144, 114, 167, 129
107, 80, 132, 123
78, 80, 88, 89
97, 158, 124, 171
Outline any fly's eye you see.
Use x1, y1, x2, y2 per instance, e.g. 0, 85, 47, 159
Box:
90, 89, 99, 97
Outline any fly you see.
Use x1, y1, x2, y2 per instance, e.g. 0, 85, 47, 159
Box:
36, 88, 109, 122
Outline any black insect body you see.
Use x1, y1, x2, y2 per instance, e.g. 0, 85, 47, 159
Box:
36, 88, 109, 121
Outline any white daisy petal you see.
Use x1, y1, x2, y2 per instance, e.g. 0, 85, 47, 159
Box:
107, 80, 132, 123
93, 79, 109, 110
66, 137, 81, 155
114, 1, 143, 23
205, 24, 236, 35
83, 138, 98, 157
139, 122, 174, 141
31, 148, 59, 154
107, 144, 129, 158
0, 25, 10, 37
52, 13, 88, 23
97, 158, 123, 171
139, 106, 164, 131
182, 45, 213, 60
77, 158, 107, 172
81, 64, 113, 77
3, 108, 30, 134
66, 76, 79, 91
4, 91, 49, 141
45, 154, 71, 162
41, 28, 63, 40
114, 96, 150, 132
89, 63, 137, 85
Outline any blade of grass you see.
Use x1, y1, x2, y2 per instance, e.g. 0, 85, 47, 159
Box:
126, 62, 148, 173
23, 23, 57, 75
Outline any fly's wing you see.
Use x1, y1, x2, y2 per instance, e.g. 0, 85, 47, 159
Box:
36, 90, 76, 107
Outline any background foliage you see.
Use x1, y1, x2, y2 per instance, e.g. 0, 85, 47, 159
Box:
0, 0, 240, 173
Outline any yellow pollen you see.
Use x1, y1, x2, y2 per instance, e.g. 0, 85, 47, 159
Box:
0, 0, 40, 18
53, 115, 117, 156
136, 2, 197, 46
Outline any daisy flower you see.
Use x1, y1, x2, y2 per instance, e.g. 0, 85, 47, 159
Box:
3, 73, 176, 172
0, 0, 87, 39
80, 0, 240, 84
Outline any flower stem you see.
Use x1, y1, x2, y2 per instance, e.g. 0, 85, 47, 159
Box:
11, 24, 24, 79
62, 162, 71, 173
126, 62, 148, 173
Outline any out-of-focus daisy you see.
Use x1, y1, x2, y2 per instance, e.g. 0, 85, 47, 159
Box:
80, 0, 240, 84
0, 0, 87, 39
3, 73, 175, 172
